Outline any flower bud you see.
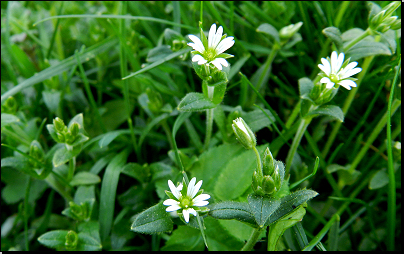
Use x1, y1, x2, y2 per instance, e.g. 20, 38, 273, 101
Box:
390, 19, 401, 30
279, 21, 303, 41
232, 117, 256, 149
262, 147, 275, 176
65, 230, 78, 250
57, 132, 65, 143
69, 122, 80, 137
272, 167, 282, 190
382, 1, 401, 18
262, 175, 276, 195
53, 117, 65, 133
383, 16, 398, 26
252, 170, 263, 192
1, 96, 18, 114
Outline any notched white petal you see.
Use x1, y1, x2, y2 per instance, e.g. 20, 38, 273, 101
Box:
319, 58, 331, 75
339, 79, 356, 90
216, 37, 235, 54
188, 35, 205, 53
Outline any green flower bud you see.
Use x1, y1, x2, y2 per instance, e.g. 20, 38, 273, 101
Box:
69, 122, 80, 137
53, 117, 65, 133
279, 21, 303, 41
232, 117, 256, 149
383, 16, 398, 26
370, 10, 386, 28
146, 88, 163, 114
65, 230, 78, 250
57, 132, 65, 143
1, 96, 18, 114
390, 19, 401, 30
252, 170, 263, 191
262, 175, 276, 195
272, 167, 282, 190
382, 1, 401, 18
262, 147, 276, 176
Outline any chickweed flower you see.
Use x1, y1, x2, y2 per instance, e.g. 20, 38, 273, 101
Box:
187, 23, 235, 71
318, 51, 362, 90
163, 177, 210, 223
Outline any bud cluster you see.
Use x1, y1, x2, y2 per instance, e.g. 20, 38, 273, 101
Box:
47, 116, 89, 150
62, 201, 92, 222
252, 147, 285, 196
369, 2, 401, 33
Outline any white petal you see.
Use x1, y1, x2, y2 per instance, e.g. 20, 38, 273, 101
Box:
334, 52, 344, 74
188, 35, 205, 53
208, 24, 217, 48
190, 180, 203, 198
163, 199, 179, 206
339, 80, 357, 90
192, 54, 208, 65
212, 26, 223, 49
193, 200, 209, 207
211, 58, 229, 70
325, 82, 335, 89
182, 209, 190, 222
342, 67, 362, 79
319, 58, 331, 76
168, 180, 181, 199
330, 51, 338, 73
215, 37, 235, 54
344, 62, 358, 72
187, 177, 196, 197
193, 194, 211, 203
320, 77, 331, 84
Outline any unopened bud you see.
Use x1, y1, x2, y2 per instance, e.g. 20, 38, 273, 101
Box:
57, 132, 65, 143
69, 122, 80, 137
262, 147, 276, 176
262, 175, 275, 195
390, 19, 401, 30
232, 117, 256, 149
53, 117, 65, 132
279, 22, 303, 40
65, 230, 78, 250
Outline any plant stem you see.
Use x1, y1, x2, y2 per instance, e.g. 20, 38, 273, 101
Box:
203, 108, 214, 151
161, 119, 174, 151
252, 146, 263, 176
321, 51, 376, 159
285, 117, 311, 176
67, 157, 76, 182
285, 100, 301, 129
386, 59, 400, 251
24, 176, 32, 251
348, 99, 400, 173
344, 28, 371, 51
241, 227, 265, 251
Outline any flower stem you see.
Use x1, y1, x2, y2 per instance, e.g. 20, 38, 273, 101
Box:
67, 157, 76, 182
252, 146, 263, 176
203, 108, 214, 151
24, 176, 32, 251
321, 49, 377, 159
285, 117, 312, 176
161, 119, 174, 151
343, 28, 371, 51
241, 227, 265, 251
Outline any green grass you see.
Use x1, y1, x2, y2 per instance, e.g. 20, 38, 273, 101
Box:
1, 1, 401, 251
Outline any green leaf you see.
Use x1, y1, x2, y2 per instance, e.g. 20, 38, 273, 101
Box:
146, 45, 173, 63
242, 109, 276, 132
307, 105, 344, 122
191, 143, 244, 193
99, 150, 129, 242
213, 105, 228, 142
266, 189, 318, 226
345, 40, 391, 61
298, 77, 314, 98
121, 162, 150, 183
177, 92, 217, 112
70, 172, 101, 186
214, 144, 267, 200
209, 201, 257, 227
130, 202, 173, 234
267, 205, 306, 250
1, 113, 20, 128
368, 168, 389, 189
247, 194, 281, 227
257, 23, 280, 42
2, 36, 118, 103
161, 226, 204, 251
138, 113, 170, 149
37, 230, 69, 249
322, 27, 343, 50
52, 145, 81, 167
98, 130, 126, 148
204, 217, 245, 251
42, 90, 61, 114
76, 232, 102, 251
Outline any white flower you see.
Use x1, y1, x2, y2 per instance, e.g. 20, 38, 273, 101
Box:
318, 51, 362, 90
187, 23, 235, 70
163, 177, 210, 223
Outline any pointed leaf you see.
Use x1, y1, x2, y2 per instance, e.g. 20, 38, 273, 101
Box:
1, 113, 20, 128
322, 27, 343, 50
247, 194, 281, 227
266, 189, 318, 226
209, 201, 257, 227
130, 202, 173, 234
76, 232, 102, 251
70, 172, 101, 186
298, 77, 314, 98
307, 105, 344, 122
37, 230, 69, 249
257, 23, 280, 42
178, 92, 217, 112
345, 40, 391, 61
53, 145, 81, 167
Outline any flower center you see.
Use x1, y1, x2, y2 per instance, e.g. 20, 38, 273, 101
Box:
329, 74, 339, 83
204, 48, 217, 62
180, 197, 192, 208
